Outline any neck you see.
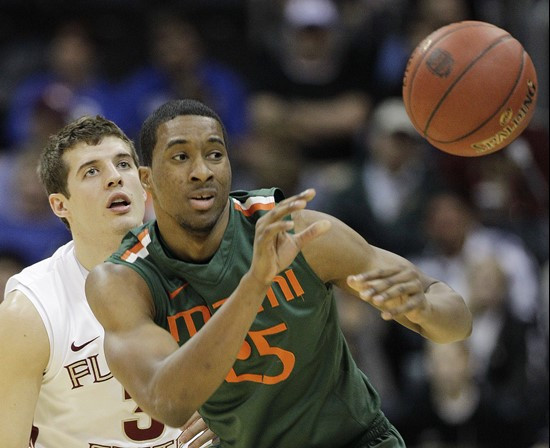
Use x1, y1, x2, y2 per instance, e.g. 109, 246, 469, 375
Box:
72, 231, 128, 271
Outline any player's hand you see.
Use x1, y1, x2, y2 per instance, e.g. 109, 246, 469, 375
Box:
250, 189, 331, 286
179, 411, 219, 447
346, 265, 429, 322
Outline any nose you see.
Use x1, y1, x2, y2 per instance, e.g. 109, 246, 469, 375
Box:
105, 164, 123, 188
189, 156, 213, 182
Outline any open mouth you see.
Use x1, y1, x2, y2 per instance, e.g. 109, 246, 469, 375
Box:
190, 193, 215, 210
107, 194, 131, 212
191, 193, 214, 201
109, 199, 130, 208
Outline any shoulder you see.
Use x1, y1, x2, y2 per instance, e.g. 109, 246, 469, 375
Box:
5, 242, 77, 299
230, 188, 283, 221
1, 289, 47, 329
230, 188, 283, 203
0, 289, 49, 369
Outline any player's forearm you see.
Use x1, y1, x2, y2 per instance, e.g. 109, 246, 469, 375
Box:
148, 271, 270, 427
412, 282, 472, 343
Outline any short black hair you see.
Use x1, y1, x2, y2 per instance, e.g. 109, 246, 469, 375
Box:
139, 99, 228, 167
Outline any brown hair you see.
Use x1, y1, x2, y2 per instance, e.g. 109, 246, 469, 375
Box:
39, 115, 138, 227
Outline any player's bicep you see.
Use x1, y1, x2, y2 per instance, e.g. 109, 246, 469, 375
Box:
0, 291, 48, 447
298, 210, 375, 289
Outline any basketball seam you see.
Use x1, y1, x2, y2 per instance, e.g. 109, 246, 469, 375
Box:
427, 39, 525, 144
404, 21, 496, 132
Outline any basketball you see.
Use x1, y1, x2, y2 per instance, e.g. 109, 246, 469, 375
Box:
402, 20, 538, 157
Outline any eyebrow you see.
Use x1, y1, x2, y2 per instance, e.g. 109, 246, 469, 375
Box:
165, 136, 226, 149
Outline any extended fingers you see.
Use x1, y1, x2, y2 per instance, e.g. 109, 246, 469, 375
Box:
179, 412, 208, 444
380, 295, 426, 320
348, 265, 416, 297
347, 265, 427, 320
188, 431, 220, 448
255, 189, 320, 246
257, 189, 316, 230
362, 279, 421, 304
181, 411, 203, 431
255, 220, 294, 246
293, 220, 331, 248
347, 266, 404, 286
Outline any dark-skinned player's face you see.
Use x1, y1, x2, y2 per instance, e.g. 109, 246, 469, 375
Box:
141, 115, 232, 234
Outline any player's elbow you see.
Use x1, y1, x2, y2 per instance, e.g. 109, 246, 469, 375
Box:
455, 301, 473, 341
148, 382, 197, 428
156, 407, 194, 429
434, 304, 473, 344
461, 308, 474, 340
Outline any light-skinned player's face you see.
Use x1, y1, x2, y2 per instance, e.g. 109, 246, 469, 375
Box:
50, 136, 146, 241
140, 115, 232, 234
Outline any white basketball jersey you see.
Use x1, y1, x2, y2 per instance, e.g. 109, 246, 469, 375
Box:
6, 241, 186, 448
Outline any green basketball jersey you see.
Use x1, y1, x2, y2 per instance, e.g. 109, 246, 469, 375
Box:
108, 189, 392, 448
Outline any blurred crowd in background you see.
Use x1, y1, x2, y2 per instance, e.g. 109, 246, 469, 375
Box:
0, 0, 548, 447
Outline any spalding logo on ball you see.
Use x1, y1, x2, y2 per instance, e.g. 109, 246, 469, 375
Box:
402, 20, 538, 157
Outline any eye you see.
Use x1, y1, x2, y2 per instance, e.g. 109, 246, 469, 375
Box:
173, 153, 188, 161
118, 160, 133, 169
207, 150, 224, 161
84, 167, 99, 177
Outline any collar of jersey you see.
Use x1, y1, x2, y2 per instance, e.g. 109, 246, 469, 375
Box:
145, 205, 237, 285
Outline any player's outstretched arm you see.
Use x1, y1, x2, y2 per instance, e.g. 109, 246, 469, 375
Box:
297, 210, 472, 344
0, 291, 49, 448
346, 251, 472, 343
86, 189, 330, 428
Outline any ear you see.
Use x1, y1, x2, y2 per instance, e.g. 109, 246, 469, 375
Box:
139, 166, 152, 193
49, 193, 70, 220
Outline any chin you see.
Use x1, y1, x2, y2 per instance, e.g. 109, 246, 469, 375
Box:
178, 215, 218, 235
113, 215, 142, 233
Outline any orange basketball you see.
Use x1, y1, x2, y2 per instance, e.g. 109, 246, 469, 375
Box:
402, 20, 538, 157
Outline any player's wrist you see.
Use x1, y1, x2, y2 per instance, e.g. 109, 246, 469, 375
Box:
240, 271, 272, 297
